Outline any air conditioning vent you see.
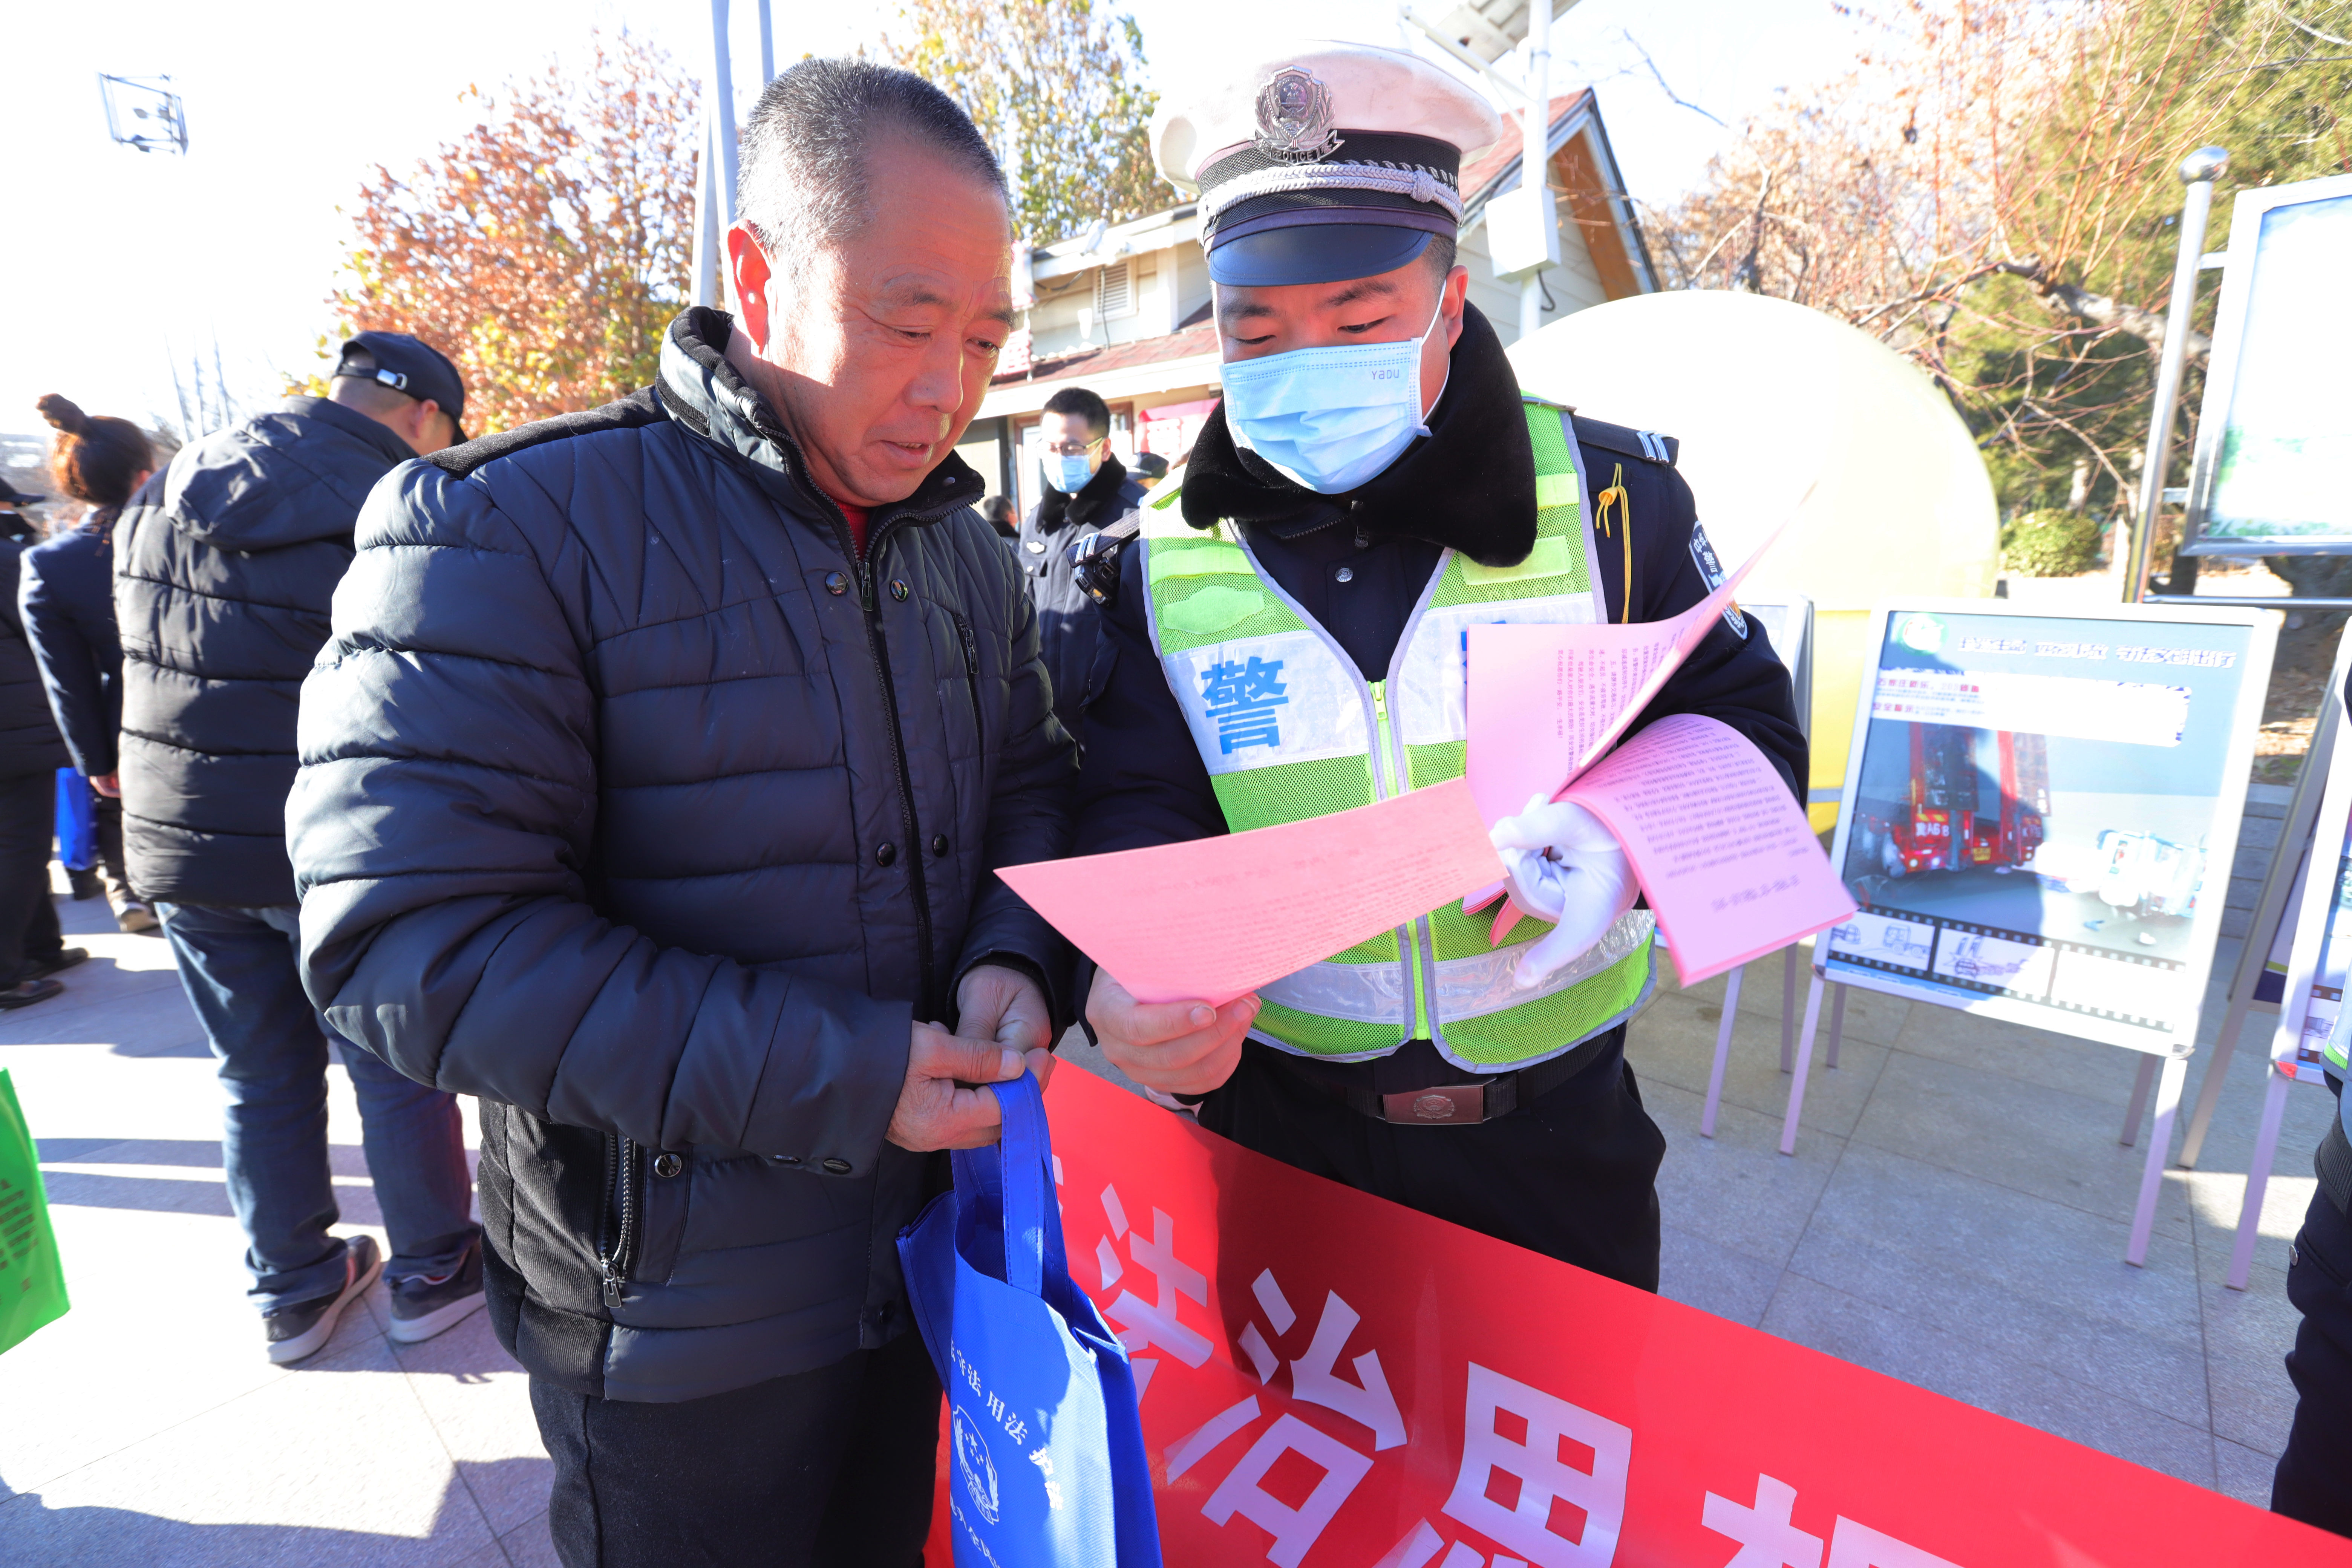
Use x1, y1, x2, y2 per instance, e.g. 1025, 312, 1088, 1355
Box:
1096, 262, 1133, 320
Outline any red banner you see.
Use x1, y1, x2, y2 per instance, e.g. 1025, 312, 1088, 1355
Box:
929, 1066, 2350, 1566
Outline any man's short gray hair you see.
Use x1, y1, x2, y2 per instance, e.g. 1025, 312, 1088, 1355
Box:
737, 58, 1009, 283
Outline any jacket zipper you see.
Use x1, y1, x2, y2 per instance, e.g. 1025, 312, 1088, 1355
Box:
715, 387, 973, 1021
952, 611, 984, 758
1369, 681, 1434, 1040
858, 550, 940, 1014
598, 1133, 641, 1310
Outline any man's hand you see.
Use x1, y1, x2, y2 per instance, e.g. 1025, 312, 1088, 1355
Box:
90, 773, 120, 799
957, 963, 1056, 1063
887, 1023, 1035, 1152
1087, 969, 1257, 1096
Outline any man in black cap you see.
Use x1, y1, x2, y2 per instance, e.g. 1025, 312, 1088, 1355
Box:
1014, 384, 1147, 749
1073, 42, 1805, 1290
115, 330, 483, 1363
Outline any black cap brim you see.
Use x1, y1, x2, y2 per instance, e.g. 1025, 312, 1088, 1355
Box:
1207, 224, 1433, 288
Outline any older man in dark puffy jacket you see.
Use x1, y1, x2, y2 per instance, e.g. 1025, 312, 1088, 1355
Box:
115, 334, 483, 1366
289, 61, 1072, 1568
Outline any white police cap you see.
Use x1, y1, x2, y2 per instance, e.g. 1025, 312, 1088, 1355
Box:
1152, 42, 1505, 287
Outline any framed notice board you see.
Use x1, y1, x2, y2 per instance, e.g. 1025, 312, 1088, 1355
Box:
1820, 600, 2276, 1056
2181, 171, 2352, 557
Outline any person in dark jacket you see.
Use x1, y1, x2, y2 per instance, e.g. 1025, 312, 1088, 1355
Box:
1076, 44, 1805, 1292
288, 61, 1072, 1568
115, 332, 483, 1366
0, 495, 78, 1010
1013, 384, 1147, 749
980, 492, 1018, 539
23, 394, 154, 932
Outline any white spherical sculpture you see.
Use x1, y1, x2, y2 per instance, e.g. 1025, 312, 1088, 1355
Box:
1508, 289, 2000, 821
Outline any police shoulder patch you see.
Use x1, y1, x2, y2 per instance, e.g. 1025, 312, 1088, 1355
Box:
1689, 521, 1747, 638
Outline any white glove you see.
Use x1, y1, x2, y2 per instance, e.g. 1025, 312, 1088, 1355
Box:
1489, 794, 1638, 989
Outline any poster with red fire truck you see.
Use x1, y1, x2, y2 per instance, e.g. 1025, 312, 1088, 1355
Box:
1821, 602, 2276, 1055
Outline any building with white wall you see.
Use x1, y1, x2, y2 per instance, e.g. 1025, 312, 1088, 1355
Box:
958, 90, 1656, 514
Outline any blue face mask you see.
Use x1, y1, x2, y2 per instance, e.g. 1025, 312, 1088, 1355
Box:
1220, 298, 1447, 494
1050, 453, 1095, 493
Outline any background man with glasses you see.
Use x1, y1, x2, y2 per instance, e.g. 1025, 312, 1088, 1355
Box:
1014, 385, 1147, 748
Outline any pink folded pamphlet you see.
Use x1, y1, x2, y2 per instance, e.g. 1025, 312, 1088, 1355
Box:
996, 777, 1501, 1007
1464, 510, 1784, 831
1557, 713, 1855, 984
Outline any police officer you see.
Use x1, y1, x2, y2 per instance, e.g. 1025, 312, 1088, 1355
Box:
1073, 41, 1805, 1289
1016, 384, 1149, 748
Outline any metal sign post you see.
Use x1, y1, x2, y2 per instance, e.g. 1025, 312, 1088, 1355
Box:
2121, 147, 2227, 604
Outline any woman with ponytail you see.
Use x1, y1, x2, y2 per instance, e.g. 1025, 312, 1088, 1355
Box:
24, 395, 153, 935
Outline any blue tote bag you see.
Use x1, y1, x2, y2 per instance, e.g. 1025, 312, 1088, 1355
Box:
899, 1072, 1161, 1567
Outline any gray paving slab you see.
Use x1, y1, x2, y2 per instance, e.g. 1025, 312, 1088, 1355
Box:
1847, 1049, 2199, 1234
1640, 1075, 1845, 1269
1758, 1273, 2220, 1486
1789, 1141, 2208, 1425
1624, 986, 1888, 1140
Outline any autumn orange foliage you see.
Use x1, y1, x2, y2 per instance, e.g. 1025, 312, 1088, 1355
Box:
327, 32, 699, 436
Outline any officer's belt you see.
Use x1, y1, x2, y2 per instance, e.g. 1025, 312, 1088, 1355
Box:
1262, 1030, 1615, 1125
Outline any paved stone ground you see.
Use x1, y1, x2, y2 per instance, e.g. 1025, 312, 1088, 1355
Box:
0, 835, 2327, 1563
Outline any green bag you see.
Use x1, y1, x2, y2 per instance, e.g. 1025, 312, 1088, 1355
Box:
0, 1068, 69, 1355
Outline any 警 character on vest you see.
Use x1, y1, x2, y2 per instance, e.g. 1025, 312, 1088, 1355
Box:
1073, 41, 1807, 1290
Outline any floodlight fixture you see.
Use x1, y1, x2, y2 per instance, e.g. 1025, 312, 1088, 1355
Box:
99, 74, 188, 155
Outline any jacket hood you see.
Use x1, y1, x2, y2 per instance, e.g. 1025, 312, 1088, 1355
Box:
654, 308, 984, 545
161, 397, 416, 552
1178, 301, 1539, 568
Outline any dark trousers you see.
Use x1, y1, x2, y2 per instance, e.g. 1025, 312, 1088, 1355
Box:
531, 1329, 942, 1568
0, 769, 61, 983
1197, 1036, 1667, 1291
2275, 1177, 2352, 1535
158, 901, 477, 1309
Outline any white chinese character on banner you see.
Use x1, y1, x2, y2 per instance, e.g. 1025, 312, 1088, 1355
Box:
1097, 1188, 1213, 1367
1203, 1412, 1377, 1568
1701, 1475, 1822, 1568
1824, 1519, 1964, 1568
1287, 1291, 1406, 1450
1442, 1363, 1632, 1568
1703, 1477, 1965, 1568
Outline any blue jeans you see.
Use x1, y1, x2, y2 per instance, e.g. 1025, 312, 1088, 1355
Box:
158, 902, 478, 1311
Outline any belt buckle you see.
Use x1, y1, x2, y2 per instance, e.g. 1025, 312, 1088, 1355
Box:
1382, 1084, 1487, 1124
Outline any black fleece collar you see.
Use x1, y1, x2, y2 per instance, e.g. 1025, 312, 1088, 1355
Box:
1035, 453, 1133, 534
1178, 302, 1537, 568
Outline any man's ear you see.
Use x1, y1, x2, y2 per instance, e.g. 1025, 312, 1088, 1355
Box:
1442, 263, 1470, 350
727, 222, 775, 352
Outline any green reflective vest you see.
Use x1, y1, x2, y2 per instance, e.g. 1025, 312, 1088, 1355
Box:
1139, 397, 1656, 1071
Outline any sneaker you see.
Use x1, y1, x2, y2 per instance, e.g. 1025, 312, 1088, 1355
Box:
263, 1234, 383, 1365
25, 947, 87, 978
388, 1237, 487, 1344
0, 977, 62, 1011
113, 900, 158, 934
66, 867, 101, 901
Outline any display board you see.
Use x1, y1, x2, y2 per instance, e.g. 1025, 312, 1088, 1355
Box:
2182, 171, 2352, 557
1818, 601, 2274, 1056
927, 1065, 2352, 1566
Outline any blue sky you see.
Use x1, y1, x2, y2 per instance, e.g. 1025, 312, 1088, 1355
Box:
5, 0, 1871, 440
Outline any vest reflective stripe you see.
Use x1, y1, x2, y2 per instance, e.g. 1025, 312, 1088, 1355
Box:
1140, 397, 1657, 1071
